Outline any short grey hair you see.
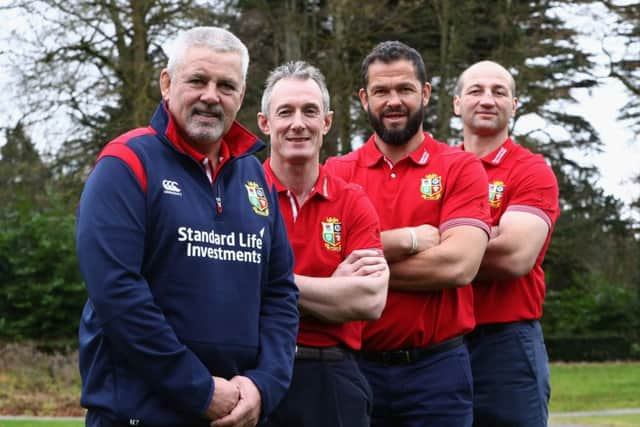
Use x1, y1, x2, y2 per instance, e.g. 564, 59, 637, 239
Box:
164, 27, 250, 82
260, 61, 331, 116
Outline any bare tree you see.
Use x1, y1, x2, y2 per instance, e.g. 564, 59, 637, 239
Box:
2, 0, 226, 174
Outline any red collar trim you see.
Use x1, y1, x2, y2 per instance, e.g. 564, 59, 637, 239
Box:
162, 101, 258, 162
362, 132, 433, 167
480, 137, 514, 165
264, 161, 333, 201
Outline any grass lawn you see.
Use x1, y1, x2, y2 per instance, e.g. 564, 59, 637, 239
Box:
549, 361, 640, 412
550, 414, 640, 426
549, 361, 640, 426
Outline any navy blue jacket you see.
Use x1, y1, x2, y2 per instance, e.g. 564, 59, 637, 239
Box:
76, 102, 299, 426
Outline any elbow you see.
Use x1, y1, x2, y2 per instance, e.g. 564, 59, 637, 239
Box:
356, 275, 389, 320
450, 261, 482, 288
503, 255, 536, 279
355, 293, 387, 320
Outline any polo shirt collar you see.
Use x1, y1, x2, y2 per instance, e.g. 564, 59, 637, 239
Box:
472, 137, 514, 166
361, 132, 433, 167
264, 160, 334, 201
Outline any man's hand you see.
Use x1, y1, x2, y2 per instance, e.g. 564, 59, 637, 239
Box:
331, 248, 386, 277
211, 376, 261, 427
205, 377, 240, 421
413, 224, 440, 252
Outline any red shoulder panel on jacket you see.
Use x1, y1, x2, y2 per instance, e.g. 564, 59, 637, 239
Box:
96, 127, 155, 193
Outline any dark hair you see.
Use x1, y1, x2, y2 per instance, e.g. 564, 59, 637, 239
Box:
360, 41, 427, 89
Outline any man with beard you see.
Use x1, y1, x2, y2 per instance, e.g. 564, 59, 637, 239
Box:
76, 27, 299, 427
325, 41, 491, 427
455, 61, 559, 427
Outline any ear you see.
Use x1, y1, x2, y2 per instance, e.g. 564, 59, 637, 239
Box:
453, 95, 461, 116
422, 82, 432, 107
511, 96, 519, 117
323, 110, 334, 135
358, 88, 369, 111
159, 69, 171, 100
257, 112, 270, 135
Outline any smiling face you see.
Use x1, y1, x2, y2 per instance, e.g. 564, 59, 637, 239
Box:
258, 77, 333, 165
360, 59, 431, 147
454, 62, 518, 138
160, 46, 245, 154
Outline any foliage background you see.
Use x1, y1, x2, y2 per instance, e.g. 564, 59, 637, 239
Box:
0, 0, 638, 358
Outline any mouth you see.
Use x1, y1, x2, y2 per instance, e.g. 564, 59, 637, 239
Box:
382, 113, 407, 127
192, 107, 223, 122
475, 110, 497, 117
286, 136, 311, 144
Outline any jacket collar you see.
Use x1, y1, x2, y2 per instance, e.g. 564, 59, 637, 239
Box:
150, 101, 265, 161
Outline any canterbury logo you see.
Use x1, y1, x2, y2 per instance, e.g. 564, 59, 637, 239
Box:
162, 179, 182, 196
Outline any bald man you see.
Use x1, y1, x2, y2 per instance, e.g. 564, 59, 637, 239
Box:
454, 61, 559, 427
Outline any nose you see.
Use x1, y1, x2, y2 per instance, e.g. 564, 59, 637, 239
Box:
479, 90, 495, 105
290, 110, 306, 130
387, 90, 402, 107
200, 82, 221, 104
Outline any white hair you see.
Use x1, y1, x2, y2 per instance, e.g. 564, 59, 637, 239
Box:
164, 27, 250, 82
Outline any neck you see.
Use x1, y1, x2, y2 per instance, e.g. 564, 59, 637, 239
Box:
374, 129, 425, 164
269, 157, 320, 204
463, 129, 509, 158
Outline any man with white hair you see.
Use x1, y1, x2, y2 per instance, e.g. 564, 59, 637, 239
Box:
76, 27, 299, 427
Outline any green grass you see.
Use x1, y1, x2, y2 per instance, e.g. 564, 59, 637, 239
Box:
549, 362, 640, 412
549, 414, 640, 426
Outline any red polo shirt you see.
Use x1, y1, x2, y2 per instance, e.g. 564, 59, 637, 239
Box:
325, 133, 491, 350
467, 138, 559, 324
264, 161, 383, 350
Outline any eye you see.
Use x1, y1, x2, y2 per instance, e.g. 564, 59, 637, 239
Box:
277, 108, 292, 117
371, 88, 388, 96
304, 107, 320, 116
218, 81, 237, 95
188, 78, 205, 86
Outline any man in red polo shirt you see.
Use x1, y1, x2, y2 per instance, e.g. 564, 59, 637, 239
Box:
454, 60, 559, 427
325, 41, 490, 427
258, 60, 389, 427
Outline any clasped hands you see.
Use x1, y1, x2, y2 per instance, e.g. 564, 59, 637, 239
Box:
206, 376, 261, 427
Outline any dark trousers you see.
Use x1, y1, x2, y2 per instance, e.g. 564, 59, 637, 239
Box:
466, 320, 551, 427
264, 354, 372, 427
358, 344, 473, 427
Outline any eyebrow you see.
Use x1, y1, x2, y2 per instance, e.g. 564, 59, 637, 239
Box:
466, 83, 509, 91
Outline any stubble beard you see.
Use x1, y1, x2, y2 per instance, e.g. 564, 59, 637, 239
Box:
186, 104, 226, 145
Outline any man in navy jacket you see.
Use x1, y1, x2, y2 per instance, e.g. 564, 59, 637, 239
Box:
76, 26, 299, 427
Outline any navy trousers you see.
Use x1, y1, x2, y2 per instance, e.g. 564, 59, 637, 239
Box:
358, 343, 473, 427
466, 320, 551, 427
264, 354, 372, 427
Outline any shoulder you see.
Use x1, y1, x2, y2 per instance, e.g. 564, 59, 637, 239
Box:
325, 148, 362, 167
509, 145, 557, 180
93, 127, 160, 192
